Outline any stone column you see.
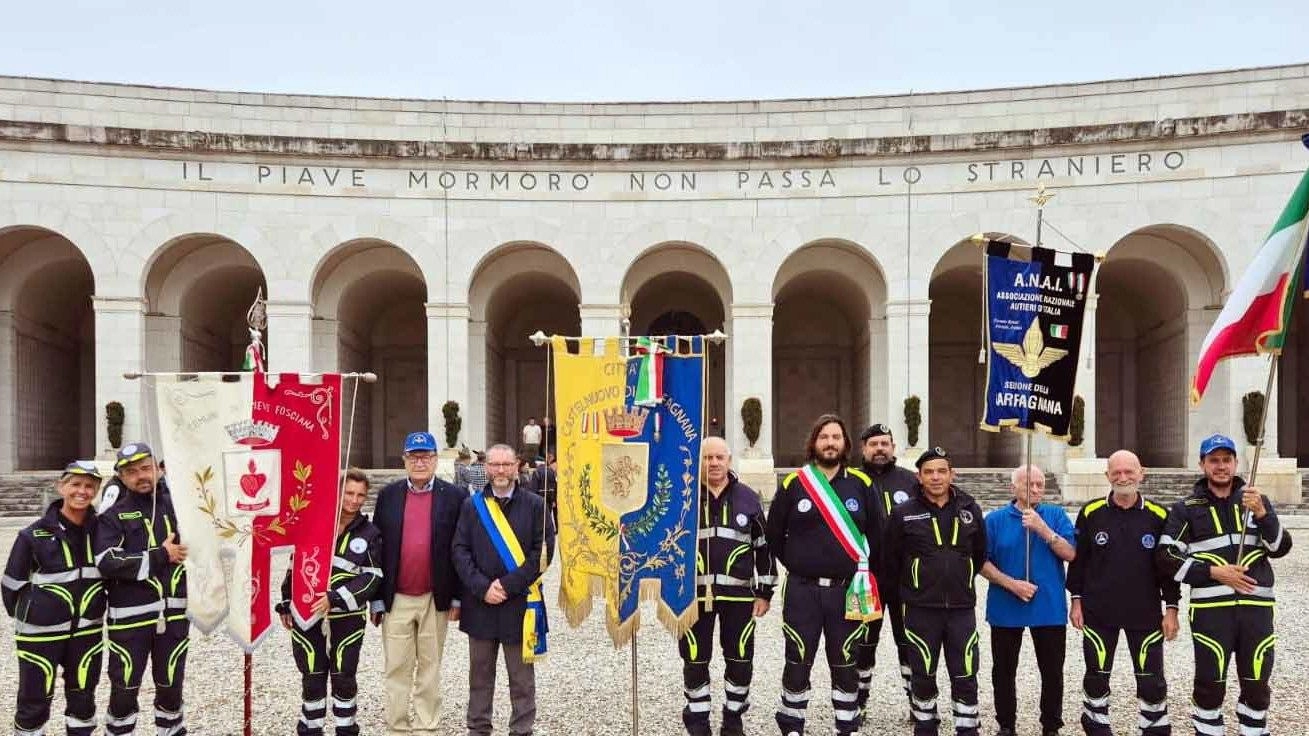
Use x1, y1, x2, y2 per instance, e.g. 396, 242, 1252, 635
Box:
885, 298, 931, 452
728, 303, 775, 495
427, 301, 470, 448
264, 301, 313, 374
0, 311, 14, 472
580, 303, 623, 338
466, 318, 488, 450
1187, 308, 1230, 451
1059, 294, 1102, 500
93, 297, 146, 459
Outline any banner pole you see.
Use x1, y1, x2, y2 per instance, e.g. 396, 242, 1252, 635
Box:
1024, 433, 1034, 581
618, 297, 641, 736
244, 652, 253, 736
1236, 355, 1279, 561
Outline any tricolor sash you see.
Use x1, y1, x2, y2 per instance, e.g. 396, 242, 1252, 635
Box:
794, 465, 882, 621
470, 492, 548, 662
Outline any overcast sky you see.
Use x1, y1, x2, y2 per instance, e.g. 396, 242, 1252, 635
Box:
0, 0, 1302, 102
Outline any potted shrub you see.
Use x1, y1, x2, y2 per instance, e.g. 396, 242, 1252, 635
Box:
741, 397, 762, 450
1067, 395, 1086, 457
1242, 391, 1265, 470
441, 401, 462, 450
106, 401, 125, 450
903, 395, 922, 451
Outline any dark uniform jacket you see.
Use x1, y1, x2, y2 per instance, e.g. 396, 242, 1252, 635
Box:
1156, 476, 1292, 606
3, 501, 105, 637
1066, 493, 1180, 628
696, 473, 775, 603
862, 460, 918, 578
881, 484, 987, 609
452, 485, 555, 642
373, 477, 468, 612
766, 465, 877, 581
277, 514, 383, 619
93, 481, 188, 628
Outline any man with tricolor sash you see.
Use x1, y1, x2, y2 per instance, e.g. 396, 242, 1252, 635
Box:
1157, 434, 1292, 736
766, 414, 881, 736
881, 447, 987, 736
453, 443, 555, 736
4, 460, 107, 736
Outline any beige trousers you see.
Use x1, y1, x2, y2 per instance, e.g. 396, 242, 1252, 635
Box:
383, 592, 450, 735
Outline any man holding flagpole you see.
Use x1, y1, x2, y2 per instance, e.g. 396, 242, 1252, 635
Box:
1178, 151, 1309, 736
766, 414, 881, 736
453, 443, 554, 736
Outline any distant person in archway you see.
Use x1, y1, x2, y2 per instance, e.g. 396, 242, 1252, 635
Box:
521, 417, 542, 461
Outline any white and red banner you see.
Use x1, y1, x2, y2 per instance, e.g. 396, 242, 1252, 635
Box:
155, 371, 342, 651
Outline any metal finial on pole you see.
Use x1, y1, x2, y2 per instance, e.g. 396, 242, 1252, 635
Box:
1022, 184, 1055, 583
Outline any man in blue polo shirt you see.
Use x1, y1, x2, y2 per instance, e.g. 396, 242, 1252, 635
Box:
980, 464, 1076, 736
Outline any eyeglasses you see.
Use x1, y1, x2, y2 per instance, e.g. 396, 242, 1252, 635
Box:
404, 453, 436, 463
487, 462, 517, 468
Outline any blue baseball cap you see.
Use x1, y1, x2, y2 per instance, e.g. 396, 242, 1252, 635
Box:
403, 431, 438, 453
1199, 434, 1237, 459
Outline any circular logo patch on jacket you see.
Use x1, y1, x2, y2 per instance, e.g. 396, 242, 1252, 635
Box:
736, 513, 748, 527
959, 510, 974, 524
797, 499, 813, 513
893, 490, 909, 504
349, 537, 368, 554
1094, 531, 1110, 546
1140, 534, 1156, 549
844, 498, 860, 512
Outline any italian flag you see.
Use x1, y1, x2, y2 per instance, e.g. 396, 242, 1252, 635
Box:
1191, 170, 1309, 403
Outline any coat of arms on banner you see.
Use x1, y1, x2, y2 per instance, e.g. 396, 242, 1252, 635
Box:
552, 335, 705, 646
222, 451, 280, 515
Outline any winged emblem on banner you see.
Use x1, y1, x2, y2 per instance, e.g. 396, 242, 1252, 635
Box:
993, 320, 1068, 378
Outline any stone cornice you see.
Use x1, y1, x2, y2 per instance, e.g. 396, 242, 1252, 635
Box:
1, 109, 1305, 163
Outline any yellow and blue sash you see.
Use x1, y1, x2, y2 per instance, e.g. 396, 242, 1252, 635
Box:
471, 492, 548, 662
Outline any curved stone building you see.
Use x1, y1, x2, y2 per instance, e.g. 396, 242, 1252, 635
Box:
1, 65, 1308, 477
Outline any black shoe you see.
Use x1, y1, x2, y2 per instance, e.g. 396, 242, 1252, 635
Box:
1041, 731, 1061, 736
686, 724, 712, 736
720, 719, 746, 736
996, 729, 1017, 736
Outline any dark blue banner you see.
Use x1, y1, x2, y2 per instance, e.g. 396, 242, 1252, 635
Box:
615, 335, 704, 629
982, 242, 1095, 438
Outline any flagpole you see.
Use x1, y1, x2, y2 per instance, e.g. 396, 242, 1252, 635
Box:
619, 297, 640, 736
1024, 184, 1056, 582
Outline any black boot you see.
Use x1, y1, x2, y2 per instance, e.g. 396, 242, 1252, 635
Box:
720, 716, 746, 736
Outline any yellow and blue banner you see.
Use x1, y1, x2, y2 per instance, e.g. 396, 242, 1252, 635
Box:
552, 335, 705, 645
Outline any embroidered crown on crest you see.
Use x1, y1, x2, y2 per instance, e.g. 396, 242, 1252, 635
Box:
225, 419, 280, 446
605, 406, 650, 438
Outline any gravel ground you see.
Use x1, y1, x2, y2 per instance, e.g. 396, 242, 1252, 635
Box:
1, 521, 1306, 735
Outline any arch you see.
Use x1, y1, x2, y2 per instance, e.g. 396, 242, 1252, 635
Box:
305, 221, 438, 303
0, 226, 96, 470
311, 238, 426, 320
305, 239, 428, 467
928, 234, 1025, 467
142, 233, 268, 374
468, 242, 582, 450
619, 241, 733, 310
130, 214, 271, 298
771, 240, 888, 464
621, 242, 729, 437
1096, 225, 1225, 466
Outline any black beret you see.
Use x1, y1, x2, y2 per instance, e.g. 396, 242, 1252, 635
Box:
860, 423, 893, 442
915, 446, 950, 469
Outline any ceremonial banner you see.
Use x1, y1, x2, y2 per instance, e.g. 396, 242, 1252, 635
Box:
613, 336, 704, 639
553, 337, 627, 634
155, 372, 343, 650
981, 241, 1095, 438
552, 336, 705, 645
